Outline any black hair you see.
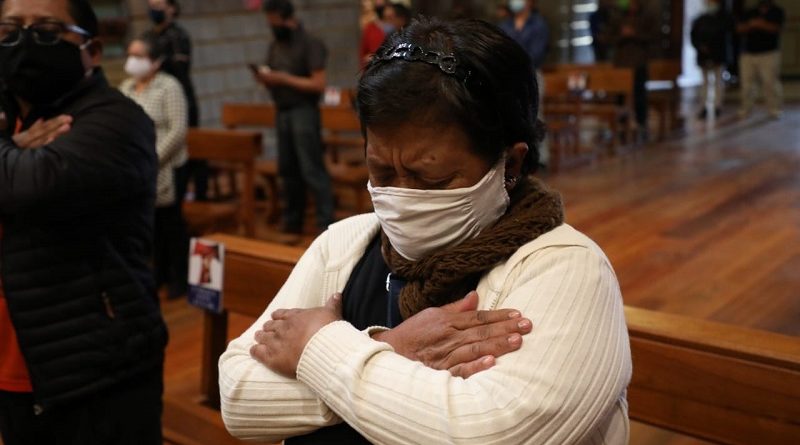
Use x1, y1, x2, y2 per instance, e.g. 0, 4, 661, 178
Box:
388, 3, 412, 26
357, 18, 544, 175
67, 0, 99, 37
166, 0, 181, 19
263, 0, 294, 19
131, 35, 164, 61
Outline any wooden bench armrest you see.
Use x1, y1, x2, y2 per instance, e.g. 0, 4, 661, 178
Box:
626, 306, 800, 444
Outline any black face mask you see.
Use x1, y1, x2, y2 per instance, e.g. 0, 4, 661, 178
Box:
0, 36, 88, 106
149, 8, 167, 25
272, 26, 293, 42
375, 5, 386, 20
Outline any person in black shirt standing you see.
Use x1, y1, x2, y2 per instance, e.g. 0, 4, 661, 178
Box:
143, 0, 206, 201
690, 0, 735, 119
254, 0, 335, 235
737, 0, 785, 119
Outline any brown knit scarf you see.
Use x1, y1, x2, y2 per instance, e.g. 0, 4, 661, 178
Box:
382, 176, 565, 319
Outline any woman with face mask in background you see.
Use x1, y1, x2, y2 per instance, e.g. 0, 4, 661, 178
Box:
219, 18, 632, 445
142, 0, 207, 205
120, 37, 189, 301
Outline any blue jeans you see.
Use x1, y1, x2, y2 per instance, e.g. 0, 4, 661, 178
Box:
276, 105, 335, 231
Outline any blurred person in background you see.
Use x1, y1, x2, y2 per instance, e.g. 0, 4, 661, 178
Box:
254, 0, 335, 235
120, 36, 189, 300
383, 1, 412, 35
737, 0, 785, 119
360, 0, 389, 67
500, 0, 550, 168
690, 0, 735, 119
590, 0, 615, 62
607, 0, 657, 140
144, 0, 206, 201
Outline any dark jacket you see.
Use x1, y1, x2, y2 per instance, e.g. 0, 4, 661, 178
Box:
0, 69, 167, 412
691, 11, 735, 66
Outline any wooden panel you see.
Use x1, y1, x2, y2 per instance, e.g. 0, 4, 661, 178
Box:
321, 106, 361, 132
185, 130, 261, 237
649, 59, 682, 82
626, 307, 800, 444
186, 129, 261, 163
221, 103, 276, 128
209, 233, 304, 318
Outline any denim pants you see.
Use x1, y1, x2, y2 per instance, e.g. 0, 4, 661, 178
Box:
276, 105, 335, 231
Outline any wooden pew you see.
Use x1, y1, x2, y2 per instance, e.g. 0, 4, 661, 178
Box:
221, 103, 280, 223
319, 106, 370, 215
542, 71, 594, 172
220, 103, 370, 222
546, 65, 635, 153
183, 129, 261, 238
165, 234, 800, 445
625, 307, 800, 444
163, 234, 303, 445
647, 59, 683, 141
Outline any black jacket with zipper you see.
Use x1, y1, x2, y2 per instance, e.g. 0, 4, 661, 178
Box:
0, 69, 167, 412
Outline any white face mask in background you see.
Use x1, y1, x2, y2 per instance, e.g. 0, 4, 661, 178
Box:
368, 158, 510, 262
509, 0, 527, 14
124, 56, 154, 80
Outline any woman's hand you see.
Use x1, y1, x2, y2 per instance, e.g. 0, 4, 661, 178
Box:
12, 115, 72, 149
250, 291, 532, 380
373, 291, 533, 379
250, 293, 344, 378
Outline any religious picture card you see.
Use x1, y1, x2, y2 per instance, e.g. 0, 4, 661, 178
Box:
187, 238, 225, 313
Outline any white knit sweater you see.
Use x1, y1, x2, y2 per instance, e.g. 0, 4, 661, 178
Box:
219, 214, 632, 444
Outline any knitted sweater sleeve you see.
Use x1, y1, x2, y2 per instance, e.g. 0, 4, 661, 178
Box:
295, 244, 632, 444
218, 232, 343, 442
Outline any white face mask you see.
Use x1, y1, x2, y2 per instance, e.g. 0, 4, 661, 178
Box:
368, 159, 510, 262
509, 0, 527, 14
124, 56, 154, 80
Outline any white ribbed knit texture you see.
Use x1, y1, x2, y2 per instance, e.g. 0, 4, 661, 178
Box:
219, 214, 632, 444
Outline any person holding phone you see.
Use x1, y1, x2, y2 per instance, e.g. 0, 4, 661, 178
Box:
253, 0, 335, 235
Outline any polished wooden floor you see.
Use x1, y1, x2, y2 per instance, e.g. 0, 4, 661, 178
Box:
548, 108, 800, 337
161, 104, 800, 445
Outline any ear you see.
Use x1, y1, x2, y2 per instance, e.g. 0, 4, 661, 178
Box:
505, 142, 529, 178
87, 40, 104, 67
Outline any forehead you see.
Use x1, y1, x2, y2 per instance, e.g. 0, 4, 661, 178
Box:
1, 0, 72, 22
149, 0, 168, 9
366, 122, 479, 162
128, 40, 148, 53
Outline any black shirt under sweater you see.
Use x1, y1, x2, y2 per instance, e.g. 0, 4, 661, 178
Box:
286, 235, 401, 445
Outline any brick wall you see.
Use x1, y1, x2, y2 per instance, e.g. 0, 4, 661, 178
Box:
122, 0, 360, 127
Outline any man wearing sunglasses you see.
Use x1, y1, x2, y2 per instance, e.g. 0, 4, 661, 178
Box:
0, 1, 167, 444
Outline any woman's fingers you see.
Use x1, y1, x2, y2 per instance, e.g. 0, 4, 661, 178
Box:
449, 355, 496, 379
451, 307, 523, 330
438, 332, 525, 371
